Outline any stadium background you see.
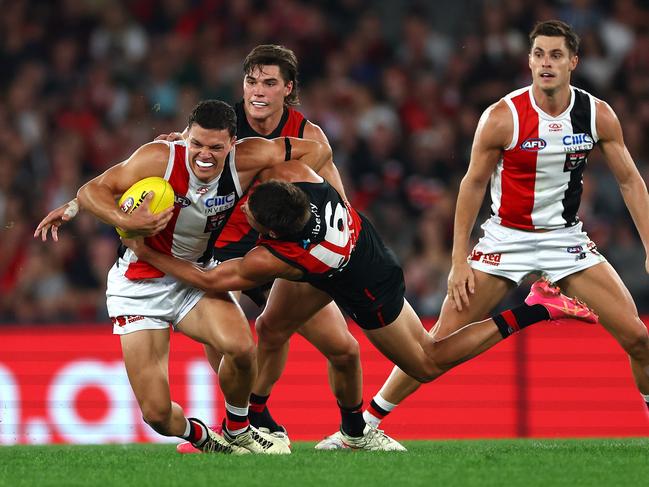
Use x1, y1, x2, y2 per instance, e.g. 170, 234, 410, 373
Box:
1, 0, 648, 444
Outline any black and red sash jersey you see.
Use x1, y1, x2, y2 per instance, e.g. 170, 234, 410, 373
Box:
213, 101, 308, 261
257, 181, 362, 281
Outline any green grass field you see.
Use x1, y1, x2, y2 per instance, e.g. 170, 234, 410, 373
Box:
1, 438, 648, 487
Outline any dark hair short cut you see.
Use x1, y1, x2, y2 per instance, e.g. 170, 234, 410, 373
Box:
244, 44, 299, 106
529, 20, 580, 55
248, 180, 311, 238
188, 100, 237, 136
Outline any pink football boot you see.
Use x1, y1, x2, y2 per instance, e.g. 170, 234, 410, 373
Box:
525, 278, 598, 324
176, 423, 223, 454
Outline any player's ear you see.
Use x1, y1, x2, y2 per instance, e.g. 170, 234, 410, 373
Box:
285, 81, 293, 97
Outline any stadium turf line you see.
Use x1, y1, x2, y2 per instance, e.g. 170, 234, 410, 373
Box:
1, 438, 648, 487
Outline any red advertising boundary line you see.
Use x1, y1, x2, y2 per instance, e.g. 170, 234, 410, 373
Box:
0, 319, 647, 444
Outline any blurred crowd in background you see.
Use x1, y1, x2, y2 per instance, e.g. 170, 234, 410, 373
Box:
1, 0, 649, 323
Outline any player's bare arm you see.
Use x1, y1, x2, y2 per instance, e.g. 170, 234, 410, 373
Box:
258, 160, 323, 185
448, 100, 512, 311
123, 238, 303, 292
302, 121, 348, 200
234, 136, 332, 189
77, 142, 174, 236
596, 100, 649, 272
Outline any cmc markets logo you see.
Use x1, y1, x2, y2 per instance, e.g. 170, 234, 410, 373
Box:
563, 133, 594, 152
520, 138, 547, 151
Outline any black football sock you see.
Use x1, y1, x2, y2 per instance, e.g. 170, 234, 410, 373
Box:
493, 304, 550, 339
339, 401, 365, 438
249, 393, 282, 432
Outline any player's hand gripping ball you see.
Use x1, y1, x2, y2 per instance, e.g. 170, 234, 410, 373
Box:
116, 177, 175, 237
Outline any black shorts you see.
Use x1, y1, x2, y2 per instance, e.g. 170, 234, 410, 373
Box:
309, 215, 405, 330
214, 242, 270, 307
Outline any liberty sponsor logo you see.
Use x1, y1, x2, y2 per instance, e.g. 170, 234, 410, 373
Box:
309, 202, 322, 237
563, 133, 593, 152
521, 138, 547, 151
204, 192, 236, 214
548, 122, 563, 132
470, 250, 502, 266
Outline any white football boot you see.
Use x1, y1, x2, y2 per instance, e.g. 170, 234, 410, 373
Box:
257, 426, 291, 448
225, 425, 291, 454
314, 425, 407, 451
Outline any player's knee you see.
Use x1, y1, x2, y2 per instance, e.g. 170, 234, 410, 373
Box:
620, 323, 649, 360
412, 358, 445, 383
223, 340, 257, 370
326, 338, 360, 371
256, 316, 291, 349
141, 402, 172, 432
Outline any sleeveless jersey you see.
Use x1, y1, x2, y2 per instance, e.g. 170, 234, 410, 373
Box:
120, 140, 244, 280
213, 101, 308, 261
257, 181, 362, 281
490, 86, 599, 230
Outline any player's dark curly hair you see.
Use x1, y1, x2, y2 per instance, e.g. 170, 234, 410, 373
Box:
188, 100, 237, 136
248, 180, 311, 238
244, 45, 300, 106
529, 20, 580, 55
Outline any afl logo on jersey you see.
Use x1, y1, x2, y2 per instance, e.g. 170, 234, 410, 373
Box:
175, 195, 191, 208
521, 138, 547, 151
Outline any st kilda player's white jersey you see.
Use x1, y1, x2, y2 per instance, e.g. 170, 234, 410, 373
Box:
490, 86, 599, 230
116, 140, 243, 280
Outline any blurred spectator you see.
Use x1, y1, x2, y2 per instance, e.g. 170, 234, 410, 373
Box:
2, 0, 649, 323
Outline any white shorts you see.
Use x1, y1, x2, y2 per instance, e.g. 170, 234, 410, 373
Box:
469, 219, 607, 285
106, 262, 205, 335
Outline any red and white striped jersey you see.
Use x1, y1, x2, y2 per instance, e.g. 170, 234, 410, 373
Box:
490, 85, 599, 230
120, 140, 244, 280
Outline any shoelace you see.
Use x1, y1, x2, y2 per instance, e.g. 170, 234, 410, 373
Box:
249, 429, 274, 449
201, 433, 233, 454
365, 428, 392, 446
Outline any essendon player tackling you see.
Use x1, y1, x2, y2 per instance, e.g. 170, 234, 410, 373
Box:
33, 100, 338, 455
35, 45, 397, 451
161, 46, 397, 451
122, 161, 599, 449
349, 19, 649, 434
